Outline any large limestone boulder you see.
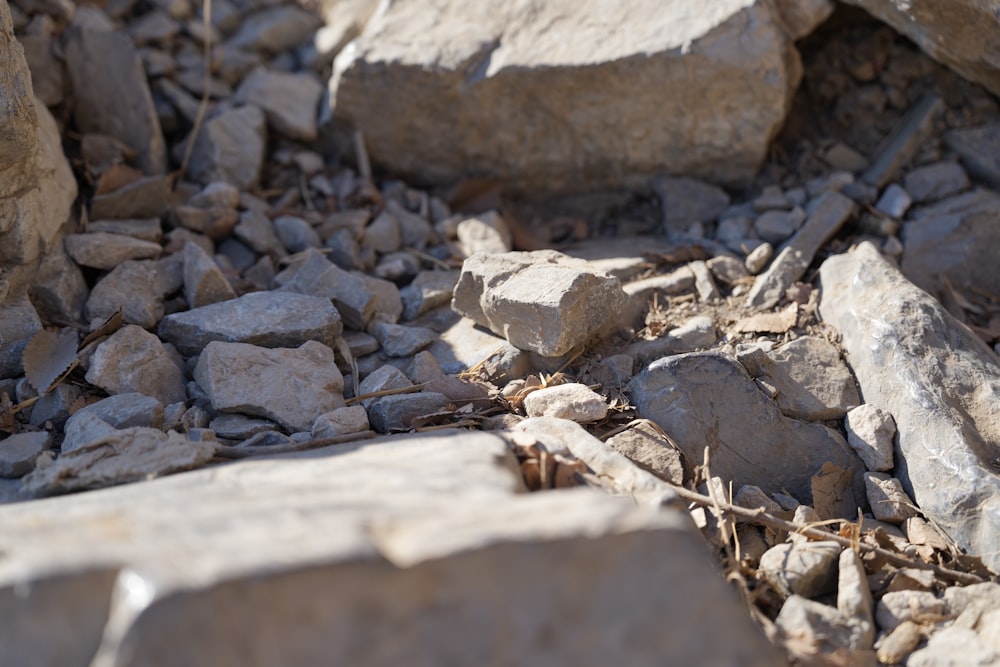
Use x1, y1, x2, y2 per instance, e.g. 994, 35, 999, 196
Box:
0, 0, 77, 293
842, 1, 1000, 98
327, 0, 833, 193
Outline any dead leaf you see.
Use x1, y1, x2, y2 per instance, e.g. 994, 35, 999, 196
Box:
810, 462, 857, 520
23, 328, 79, 394
81, 308, 125, 348
732, 304, 798, 334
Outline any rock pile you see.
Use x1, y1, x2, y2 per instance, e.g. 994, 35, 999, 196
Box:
3, 0, 1000, 665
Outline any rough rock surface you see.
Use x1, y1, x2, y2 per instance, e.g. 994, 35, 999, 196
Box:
819, 242, 1000, 572
629, 351, 865, 504
327, 0, 833, 192
0, 431, 781, 666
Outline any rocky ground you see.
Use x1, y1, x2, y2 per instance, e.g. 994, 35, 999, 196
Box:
4, 0, 1000, 665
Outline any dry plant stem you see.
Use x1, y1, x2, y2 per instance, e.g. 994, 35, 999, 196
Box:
214, 430, 377, 458
344, 382, 429, 405
667, 482, 985, 585
176, 0, 213, 183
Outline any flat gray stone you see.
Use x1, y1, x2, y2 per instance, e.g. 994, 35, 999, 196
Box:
370, 322, 436, 358
195, 340, 345, 432
400, 270, 460, 321
62, 393, 164, 451
89, 174, 171, 221
452, 250, 627, 357
746, 191, 855, 309
182, 104, 266, 189
63, 232, 161, 269
629, 351, 865, 505
523, 383, 608, 423
0, 431, 51, 478
158, 291, 342, 356
85, 257, 183, 329
22, 428, 216, 497
653, 176, 730, 234
233, 67, 323, 141
274, 248, 376, 331
819, 241, 1000, 571
0, 294, 41, 379
604, 419, 689, 486
903, 161, 969, 204
85, 325, 186, 405
181, 241, 237, 308
367, 392, 451, 433
225, 4, 322, 53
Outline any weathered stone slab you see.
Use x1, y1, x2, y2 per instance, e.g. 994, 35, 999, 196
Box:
85, 257, 183, 329
452, 250, 627, 357
819, 241, 1000, 572
194, 340, 345, 432
0, 429, 783, 665
85, 325, 186, 405
158, 291, 342, 356
629, 351, 865, 505
274, 248, 376, 330
64, 232, 162, 270
327, 0, 832, 192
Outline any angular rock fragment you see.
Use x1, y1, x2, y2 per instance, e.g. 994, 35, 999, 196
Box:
0, 294, 42, 379
902, 161, 969, 204
759, 540, 841, 598
820, 242, 1000, 571
522, 383, 608, 423
22, 428, 216, 497
328, 0, 832, 191
367, 392, 451, 433
605, 419, 689, 486
274, 248, 376, 330
85, 257, 183, 328
629, 351, 864, 504
85, 325, 186, 405
233, 67, 323, 141
195, 340, 345, 432
63, 232, 162, 269
452, 250, 627, 357
0, 432, 51, 478
158, 291, 342, 356
181, 241, 237, 308
311, 405, 370, 439
182, 104, 266, 189
844, 404, 895, 472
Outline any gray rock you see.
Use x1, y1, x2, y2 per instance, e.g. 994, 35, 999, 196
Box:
182, 241, 237, 308
188, 181, 240, 209
629, 351, 865, 504
159, 291, 342, 356
876, 590, 945, 632
865, 472, 920, 524
361, 208, 402, 254
759, 540, 841, 598
844, 404, 895, 472
0, 293, 41, 379
29, 383, 82, 428
88, 218, 162, 242
605, 419, 688, 486
225, 4, 322, 53
740, 336, 860, 421
944, 123, 1000, 189
654, 176, 730, 234
875, 183, 912, 218
452, 250, 628, 357
209, 414, 280, 440
754, 208, 802, 244
401, 270, 460, 321
85, 257, 183, 329
28, 247, 89, 326
234, 67, 323, 141
456, 211, 513, 256
18, 33, 64, 107
900, 189, 1000, 301
903, 161, 969, 204
368, 392, 451, 433
89, 174, 171, 221
273, 215, 322, 253
183, 104, 266, 189
386, 200, 433, 249
405, 351, 445, 384
523, 383, 608, 423
64, 232, 161, 270
774, 595, 875, 660
623, 315, 717, 368
357, 364, 412, 407
356, 273, 403, 325
274, 248, 376, 331
85, 325, 186, 405
195, 340, 345, 432
234, 209, 285, 258
819, 242, 1000, 572
328, 0, 831, 192
64, 392, 165, 439
0, 431, 51, 478
706, 256, 749, 285
311, 406, 370, 439
171, 206, 238, 241
426, 313, 532, 380
689, 260, 719, 301
60, 412, 119, 454
64, 13, 166, 174
22, 428, 216, 497
746, 191, 855, 309
370, 322, 436, 358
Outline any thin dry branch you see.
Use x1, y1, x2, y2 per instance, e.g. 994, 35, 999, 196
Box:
214, 430, 377, 459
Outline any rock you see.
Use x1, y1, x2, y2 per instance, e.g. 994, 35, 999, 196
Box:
29, 383, 82, 428
0, 294, 41, 379
624, 315, 718, 368
745, 242, 773, 274
523, 383, 608, 423
18, 33, 64, 107
865, 472, 920, 524
456, 211, 512, 256
842, 0, 1000, 97
28, 247, 89, 326
273, 215, 322, 253
706, 256, 749, 285
838, 548, 875, 648
311, 405, 370, 439
820, 242, 1000, 571
85, 325, 186, 405
426, 313, 532, 380
22, 428, 217, 497
274, 248, 376, 330
357, 364, 413, 407
754, 208, 804, 244
653, 176, 731, 234
60, 412, 119, 454
844, 404, 895, 472
629, 351, 865, 504
327, 0, 832, 193
903, 161, 969, 204
63, 232, 162, 269
759, 540, 841, 598
900, 189, 1000, 301
370, 322, 436, 358
0, 425, 781, 666
740, 336, 860, 421
907, 627, 999, 667
181, 241, 237, 308
605, 419, 689, 486
452, 250, 628, 357
876, 621, 923, 665
63, 393, 164, 448
89, 174, 171, 220
774, 596, 875, 661
234, 209, 285, 258
0, 431, 51, 478
875, 183, 912, 219
862, 94, 944, 189
233, 67, 323, 141
182, 104, 266, 189
85, 257, 183, 329
944, 123, 1000, 189
400, 270, 460, 321
689, 260, 720, 301
225, 4, 322, 53
367, 392, 452, 433
159, 291, 342, 356
63, 11, 165, 175
195, 340, 345, 432
746, 191, 855, 309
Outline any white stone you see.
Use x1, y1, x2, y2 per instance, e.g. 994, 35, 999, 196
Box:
845, 404, 895, 471
523, 383, 608, 423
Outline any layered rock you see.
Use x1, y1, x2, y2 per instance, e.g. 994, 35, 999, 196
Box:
327, 0, 833, 192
